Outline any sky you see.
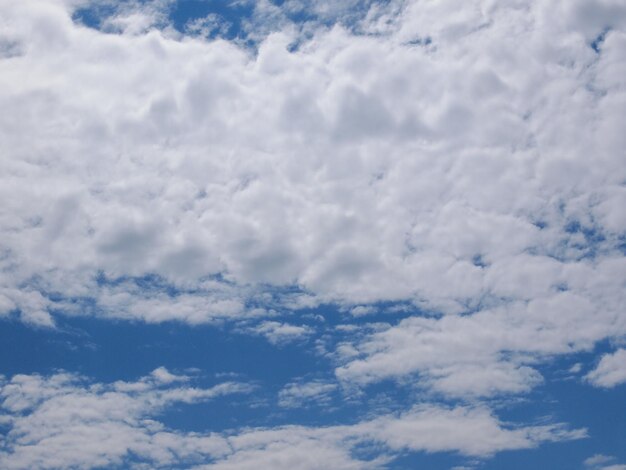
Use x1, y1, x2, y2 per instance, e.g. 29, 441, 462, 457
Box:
0, 0, 625, 469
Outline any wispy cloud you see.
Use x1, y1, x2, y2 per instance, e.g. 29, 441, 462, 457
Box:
0, 369, 253, 469
0, 371, 586, 469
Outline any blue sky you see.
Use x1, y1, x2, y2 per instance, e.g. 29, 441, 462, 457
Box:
1, 1, 626, 469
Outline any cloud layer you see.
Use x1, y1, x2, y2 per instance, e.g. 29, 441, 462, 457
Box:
0, 370, 585, 469
1, 0, 625, 467
1, 0, 624, 328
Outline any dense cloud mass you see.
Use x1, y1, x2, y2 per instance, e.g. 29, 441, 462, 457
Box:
0, 0, 625, 467
1, 0, 624, 323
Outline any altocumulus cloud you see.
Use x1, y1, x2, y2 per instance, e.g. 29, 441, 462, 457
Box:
2, 0, 624, 326
0, 368, 254, 469
0, 0, 625, 467
0, 370, 585, 469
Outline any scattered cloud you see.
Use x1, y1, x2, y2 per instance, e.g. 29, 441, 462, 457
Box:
586, 454, 617, 467
277, 379, 337, 408
585, 454, 626, 470
585, 349, 626, 388
0, 369, 252, 469
1, 0, 625, 466
246, 321, 313, 345
334, 295, 621, 397
0, 371, 585, 469
349, 305, 378, 317
569, 363, 583, 374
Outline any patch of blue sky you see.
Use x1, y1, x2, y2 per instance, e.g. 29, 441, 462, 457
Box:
5, 313, 617, 469
169, 0, 255, 40
71, 2, 118, 29
590, 28, 610, 53
0, 312, 416, 446
72, 0, 396, 42
527, 220, 615, 263
483, 386, 625, 470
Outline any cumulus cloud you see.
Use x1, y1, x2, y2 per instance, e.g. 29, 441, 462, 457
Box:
245, 320, 313, 345
0, 371, 585, 469
0, 369, 252, 469
334, 289, 626, 397
0, 0, 625, 462
0, 0, 624, 330
202, 405, 577, 469
585, 349, 626, 388
360, 404, 587, 457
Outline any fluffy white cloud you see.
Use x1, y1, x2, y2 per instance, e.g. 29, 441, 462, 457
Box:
1, 1, 623, 466
585, 349, 626, 388
1, 0, 626, 441
204, 405, 570, 469
1, 0, 625, 327
245, 320, 313, 345
360, 404, 586, 457
0, 371, 585, 469
0, 369, 252, 469
335, 282, 626, 397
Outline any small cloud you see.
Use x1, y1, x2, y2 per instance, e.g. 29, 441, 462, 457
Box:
569, 363, 582, 374
185, 14, 231, 38
278, 380, 338, 408
585, 350, 626, 388
586, 455, 615, 467
248, 321, 313, 345
151, 367, 188, 384
350, 305, 377, 317
584, 454, 626, 470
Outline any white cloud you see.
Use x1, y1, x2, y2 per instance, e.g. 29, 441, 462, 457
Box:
585, 454, 626, 470
586, 454, 616, 467
334, 284, 626, 397
196, 406, 586, 469
0, 371, 585, 469
0, 0, 624, 330
150, 366, 188, 384
246, 321, 313, 345
349, 305, 377, 317
0, 0, 625, 439
360, 404, 586, 457
585, 349, 626, 388
0, 369, 252, 469
277, 379, 337, 408
569, 363, 583, 374
199, 404, 584, 469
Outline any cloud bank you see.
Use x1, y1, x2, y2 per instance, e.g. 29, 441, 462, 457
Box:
1, 0, 624, 327
1, 0, 625, 467
0, 370, 585, 469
